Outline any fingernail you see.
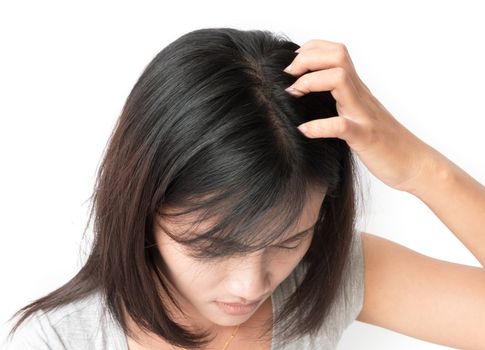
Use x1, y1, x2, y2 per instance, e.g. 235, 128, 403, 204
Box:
283, 63, 293, 73
285, 86, 304, 96
297, 124, 308, 133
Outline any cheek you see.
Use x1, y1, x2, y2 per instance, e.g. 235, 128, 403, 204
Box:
158, 243, 221, 292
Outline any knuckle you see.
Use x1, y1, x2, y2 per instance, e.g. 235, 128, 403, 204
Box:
297, 51, 311, 65
334, 47, 348, 64
335, 118, 349, 135
298, 76, 310, 90
307, 38, 321, 46
302, 39, 326, 50
334, 67, 349, 85
335, 42, 348, 54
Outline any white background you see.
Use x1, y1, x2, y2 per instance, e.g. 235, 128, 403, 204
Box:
1, 1, 484, 349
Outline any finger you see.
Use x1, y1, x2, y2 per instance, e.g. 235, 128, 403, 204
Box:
285, 46, 349, 75
295, 39, 344, 53
287, 68, 359, 109
286, 43, 364, 93
283, 48, 357, 80
297, 116, 365, 144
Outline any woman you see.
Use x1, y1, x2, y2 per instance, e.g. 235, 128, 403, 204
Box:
5, 28, 485, 350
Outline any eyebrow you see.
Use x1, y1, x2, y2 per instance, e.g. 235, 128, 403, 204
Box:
278, 223, 317, 244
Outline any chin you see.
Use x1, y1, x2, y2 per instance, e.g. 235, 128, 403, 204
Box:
214, 318, 246, 328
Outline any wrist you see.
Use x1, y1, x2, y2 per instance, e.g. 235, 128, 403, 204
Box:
406, 145, 455, 199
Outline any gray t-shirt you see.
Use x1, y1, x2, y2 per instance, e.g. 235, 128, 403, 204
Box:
3, 231, 364, 350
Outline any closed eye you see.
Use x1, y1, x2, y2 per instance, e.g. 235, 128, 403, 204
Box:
274, 240, 303, 250
276, 244, 300, 250
272, 225, 315, 250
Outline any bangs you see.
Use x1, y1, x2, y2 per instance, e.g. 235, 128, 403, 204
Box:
9, 28, 359, 350
155, 179, 325, 260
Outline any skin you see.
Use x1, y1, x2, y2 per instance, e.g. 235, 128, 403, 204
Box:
286, 39, 485, 348
127, 39, 485, 349
125, 186, 326, 349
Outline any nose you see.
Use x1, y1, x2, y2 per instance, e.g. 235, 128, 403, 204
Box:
224, 251, 272, 303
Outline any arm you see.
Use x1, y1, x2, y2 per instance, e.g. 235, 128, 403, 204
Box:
357, 232, 485, 349
406, 147, 485, 268
284, 38, 485, 269
284, 39, 485, 349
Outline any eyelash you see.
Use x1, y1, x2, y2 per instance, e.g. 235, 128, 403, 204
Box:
274, 228, 314, 251
188, 231, 310, 261
274, 240, 302, 251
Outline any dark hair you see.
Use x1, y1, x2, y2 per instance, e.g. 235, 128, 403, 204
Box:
7, 27, 362, 349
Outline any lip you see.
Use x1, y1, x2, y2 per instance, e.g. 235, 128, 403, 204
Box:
217, 299, 262, 306
215, 300, 260, 316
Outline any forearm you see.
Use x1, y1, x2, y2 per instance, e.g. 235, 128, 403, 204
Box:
408, 145, 485, 268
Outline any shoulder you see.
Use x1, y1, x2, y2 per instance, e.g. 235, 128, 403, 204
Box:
356, 230, 426, 324
3, 291, 127, 350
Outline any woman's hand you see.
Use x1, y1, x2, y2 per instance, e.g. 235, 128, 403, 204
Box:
285, 39, 436, 193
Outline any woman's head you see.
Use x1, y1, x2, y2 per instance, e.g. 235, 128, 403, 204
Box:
8, 27, 361, 349
152, 183, 326, 332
